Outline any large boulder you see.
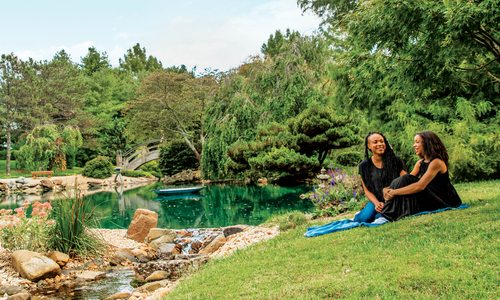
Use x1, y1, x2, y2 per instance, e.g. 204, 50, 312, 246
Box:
162, 170, 201, 184
126, 209, 158, 243
11, 250, 61, 282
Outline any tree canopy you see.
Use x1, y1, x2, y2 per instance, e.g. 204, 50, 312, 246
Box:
298, 0, 499, 180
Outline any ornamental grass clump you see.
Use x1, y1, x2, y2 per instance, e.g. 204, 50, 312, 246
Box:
0, 200, 54, 251
49, 189, 104, 257
303, 168, 366, 217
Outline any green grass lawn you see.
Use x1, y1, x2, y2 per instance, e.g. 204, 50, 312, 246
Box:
166, 180, 499, 299
0, 160, 82, 179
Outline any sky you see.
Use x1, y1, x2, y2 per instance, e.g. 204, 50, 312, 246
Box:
0, 0, 322, 72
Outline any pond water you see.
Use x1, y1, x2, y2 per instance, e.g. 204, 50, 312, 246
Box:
0, 183, 314, 229
89, 183, 313, 229
0, 183, 313, 298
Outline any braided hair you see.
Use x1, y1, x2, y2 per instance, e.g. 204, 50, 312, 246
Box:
416, 131, 449, 166
361, 132, 403, 194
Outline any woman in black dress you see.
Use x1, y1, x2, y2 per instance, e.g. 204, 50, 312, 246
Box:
354, 132, 406, 222
381, 131, 462, 221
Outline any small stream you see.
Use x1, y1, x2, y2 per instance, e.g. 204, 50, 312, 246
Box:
72, 269, 135, 300
34, 268, 136, 299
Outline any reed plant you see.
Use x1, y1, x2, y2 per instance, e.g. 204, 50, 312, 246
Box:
49, 186, 103, 257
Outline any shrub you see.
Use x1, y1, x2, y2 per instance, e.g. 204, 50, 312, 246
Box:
121, 169, 153, 178
302, 168, 366, 217
0, 201, 53, 252
336, 151, 362, 167
49, 190, 103, 257
83, 156, 114, 179
139, 161, 162, 178
248, 147, 319, 182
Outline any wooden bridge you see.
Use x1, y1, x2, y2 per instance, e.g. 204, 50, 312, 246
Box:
118, 140, 161, 170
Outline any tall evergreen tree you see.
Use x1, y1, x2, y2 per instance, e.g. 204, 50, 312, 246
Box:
0, 54, 44, 174
81, 46, 111, 76
119, 43, 163, 75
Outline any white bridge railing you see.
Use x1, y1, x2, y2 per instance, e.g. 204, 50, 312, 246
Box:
118, 140, 161, 170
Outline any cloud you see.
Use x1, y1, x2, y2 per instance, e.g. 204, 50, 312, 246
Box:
15, 41, 94, 63
2, 0, 321, 70
114, 32, 130, 41
150, 0, 321, 71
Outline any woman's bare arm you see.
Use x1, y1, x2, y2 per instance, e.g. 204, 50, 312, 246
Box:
410, 160, 422, 176
361, 181, 384, 212
386, 159, 446, 198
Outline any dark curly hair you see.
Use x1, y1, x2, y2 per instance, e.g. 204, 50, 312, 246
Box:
416, 131, 449, 166
362, 132, 404, 193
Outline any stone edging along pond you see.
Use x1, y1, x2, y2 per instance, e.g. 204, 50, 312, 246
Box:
0, 174, 157, 199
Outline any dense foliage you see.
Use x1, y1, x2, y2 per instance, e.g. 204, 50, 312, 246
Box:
0, 198, 103, 257
298, 0, 499, 181
126, 71, 216, 162
202, 31, 335, 180
159, 140, 199, 176
1, 4, 498, 182
0, 201, 53, 252
16, 124, 83, 171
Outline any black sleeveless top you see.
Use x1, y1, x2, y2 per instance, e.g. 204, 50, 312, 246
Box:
417, 160, 462, 209
359, 158, 404, 203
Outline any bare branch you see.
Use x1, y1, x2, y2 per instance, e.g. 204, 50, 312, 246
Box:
487, 71, 500, 84
454, 58, 498, 71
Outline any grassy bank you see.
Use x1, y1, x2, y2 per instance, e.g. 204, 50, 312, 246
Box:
0, 160, 82, 178
166, 180, 499, 299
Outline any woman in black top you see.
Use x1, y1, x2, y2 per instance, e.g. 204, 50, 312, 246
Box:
381, 131, 462, 221
354, 132, 406, 222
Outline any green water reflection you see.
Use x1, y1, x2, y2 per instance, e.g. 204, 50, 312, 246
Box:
85, 183, 313, 229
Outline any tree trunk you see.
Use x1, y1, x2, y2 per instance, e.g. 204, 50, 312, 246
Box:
6, 127, 11, 176
182, 135, 201, 162
318, 149, 330, 167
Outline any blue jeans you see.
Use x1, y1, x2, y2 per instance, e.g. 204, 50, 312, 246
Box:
353, 201, 377, 223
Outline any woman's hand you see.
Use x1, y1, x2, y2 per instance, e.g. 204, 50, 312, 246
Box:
383, 188, 395, 201
374, 200, 385, 212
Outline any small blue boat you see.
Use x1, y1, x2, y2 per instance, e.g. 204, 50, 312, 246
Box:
154, 186, 205, 195
154, 194, 203, 201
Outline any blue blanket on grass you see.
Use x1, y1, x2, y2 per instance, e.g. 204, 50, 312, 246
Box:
304, 204, 470, 238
